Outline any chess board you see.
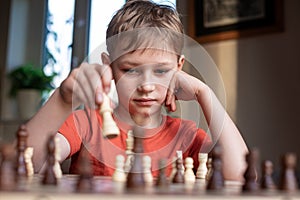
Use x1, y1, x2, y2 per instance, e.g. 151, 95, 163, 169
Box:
1, 175, 299, 200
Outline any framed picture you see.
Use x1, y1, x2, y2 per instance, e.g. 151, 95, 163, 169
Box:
187, 0, 284, 43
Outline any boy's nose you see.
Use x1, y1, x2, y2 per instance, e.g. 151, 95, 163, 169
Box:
137, 82, 155, 93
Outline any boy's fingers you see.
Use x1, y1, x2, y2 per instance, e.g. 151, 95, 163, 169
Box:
96, 64, 113, 94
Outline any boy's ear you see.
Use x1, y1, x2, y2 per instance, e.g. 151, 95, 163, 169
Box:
101, 52, 111, 66
178, 55, 185, 70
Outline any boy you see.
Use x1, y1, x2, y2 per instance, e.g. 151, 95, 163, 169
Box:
26, 0, 248, 181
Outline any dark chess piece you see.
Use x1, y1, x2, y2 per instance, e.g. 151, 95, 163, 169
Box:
172, 157, 184, 184
42, 134, 57, 185
242, 148, 260, 192
278, 152, 299, 192
156, 158, 169, 188
261, 160, 276, 190
0, 144, 17, 191
76, 146, 94, 193
126, 126, 146, 191
206, 144, 224, 190
16, 124, 28, 178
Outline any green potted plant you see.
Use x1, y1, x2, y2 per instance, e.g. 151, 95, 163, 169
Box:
8, 63, 56, 119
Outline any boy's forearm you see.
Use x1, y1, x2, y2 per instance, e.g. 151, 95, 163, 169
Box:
25, 89, 72, 172
196, 84, 248, 181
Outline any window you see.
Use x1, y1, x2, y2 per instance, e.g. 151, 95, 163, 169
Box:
44, 0, 177, 87
43, 0, 75, 88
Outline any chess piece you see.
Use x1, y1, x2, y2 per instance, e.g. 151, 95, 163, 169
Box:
42, 134, 57, 185
124, 130, 134, 173
125, 130, 134, 155
100, 93, 120, 138
196, 153, 208, 179
53, 136, 62, 178
24, 147, 34, 177
76, 147, 94, 193
206, 157, 213, 181
0, 144, 16, 191
278, 152, 298, 192
112, 154, 126, 182
242, 148, 259, 192
184, 157, 196, 183
126, 126, 145, 190
156, 158, 169, 188
176, 150, 185, 174
16, 124, 28, 178
169, 156, 177, 180
143, 155, 153, 185
172, 157, 184, 183
261, 160, 276, 190
206, 145, 224, 190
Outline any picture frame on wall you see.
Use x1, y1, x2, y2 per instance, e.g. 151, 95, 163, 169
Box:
187, 0, 284, 44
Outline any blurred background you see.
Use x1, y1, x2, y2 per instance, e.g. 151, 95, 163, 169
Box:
0, 0, 299, 172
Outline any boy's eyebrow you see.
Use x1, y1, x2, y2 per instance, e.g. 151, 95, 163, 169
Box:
120, 60, 173, 67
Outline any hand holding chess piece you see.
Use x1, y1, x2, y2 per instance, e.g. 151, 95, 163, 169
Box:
100, 93, 120, 138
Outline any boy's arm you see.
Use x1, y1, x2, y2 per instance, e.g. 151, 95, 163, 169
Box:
26, 89, 72, 172
196, 84, 248, 181
166, 70, 248, 181
26, 62, 112, 172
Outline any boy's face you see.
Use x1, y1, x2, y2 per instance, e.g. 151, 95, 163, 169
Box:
111, 49, 183, 118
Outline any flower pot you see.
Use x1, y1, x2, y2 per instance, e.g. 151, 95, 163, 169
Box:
16, 89, 41, 120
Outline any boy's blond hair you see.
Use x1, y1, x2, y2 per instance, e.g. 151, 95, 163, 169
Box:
106, 0, 184, 60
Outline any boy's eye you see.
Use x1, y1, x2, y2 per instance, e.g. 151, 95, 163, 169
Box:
154, 69, 169, 74
123, 68, 140, 74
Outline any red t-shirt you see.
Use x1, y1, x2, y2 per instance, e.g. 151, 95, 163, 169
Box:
59, 109, 211, 177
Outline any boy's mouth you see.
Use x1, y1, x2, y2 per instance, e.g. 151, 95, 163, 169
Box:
133, 98, 157, 106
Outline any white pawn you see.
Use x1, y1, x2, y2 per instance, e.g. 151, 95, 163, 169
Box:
53, 136, 62, 179
125, 130, 134, 155
176, 150, 185, 174
196, 153, 208, 179
100, 93, 120, 138
143, 155, 153, 185
184, 157, 196, 183
112, 154, 126, 182
24, 147, 34, 177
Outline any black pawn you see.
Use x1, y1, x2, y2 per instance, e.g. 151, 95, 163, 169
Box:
0, 144, 17, 191
76, 146, 94, 193
261, 160, 276, 190
156, 159, 169, 188
206, 144, 224, 190
242, 148, 259, 192
278, 153, 298, 192
16, 124, 28, 178
172, 158, 184, 183
42, 134, 57, 185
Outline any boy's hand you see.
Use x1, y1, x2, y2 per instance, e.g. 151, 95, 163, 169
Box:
165, 70, 204, 112
59, 63, 113, 109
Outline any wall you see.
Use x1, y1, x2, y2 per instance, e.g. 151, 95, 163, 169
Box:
187, 0, 300, 167
0, 0, 46, 141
